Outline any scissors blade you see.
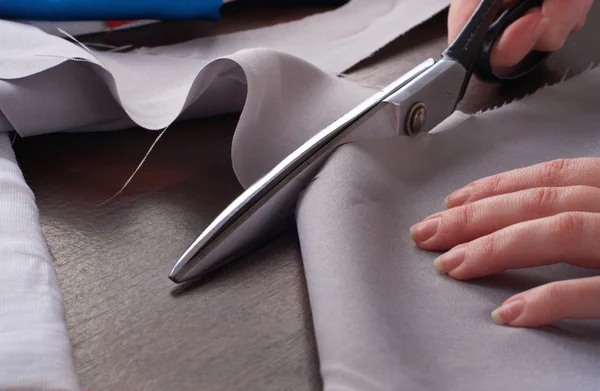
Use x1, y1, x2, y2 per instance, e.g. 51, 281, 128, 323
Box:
169, 57, 466, 283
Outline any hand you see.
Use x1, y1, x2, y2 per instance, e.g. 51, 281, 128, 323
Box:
410, 158, 600, 328
448, 0, 593, 70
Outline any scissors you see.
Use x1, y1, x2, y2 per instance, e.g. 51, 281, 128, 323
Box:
169, 0, 551, 283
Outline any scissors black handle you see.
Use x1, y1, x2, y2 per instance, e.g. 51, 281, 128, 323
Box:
443, 0, 550, 97
475, 0, 550, 81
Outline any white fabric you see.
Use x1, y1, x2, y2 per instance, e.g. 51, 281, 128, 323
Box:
0, 132, 79, 391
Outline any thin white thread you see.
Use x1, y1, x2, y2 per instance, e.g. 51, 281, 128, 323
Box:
80, 42, 119, 50
45, 29, 167, 206
108, 45, 134, 53
81, 42, 134, 52
34, 53, 97, 64
57, 27, 107, 67
97, 126, 170, 207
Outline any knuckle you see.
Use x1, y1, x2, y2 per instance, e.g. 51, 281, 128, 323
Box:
522, 187, 559, 211
476, 174, 503, 195
458, 203, 477, 227
537, 159, 568, 185
479, 233, 499, 261
553, 212, 584, 239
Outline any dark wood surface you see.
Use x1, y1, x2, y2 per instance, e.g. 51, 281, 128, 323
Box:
12, 2, 600, 391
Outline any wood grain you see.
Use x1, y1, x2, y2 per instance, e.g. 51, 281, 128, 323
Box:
12, 2, 600, 390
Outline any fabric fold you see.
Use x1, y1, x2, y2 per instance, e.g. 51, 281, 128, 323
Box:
0, 132, 79, 391
0, 0, 449, 137
296, 66, 600, 391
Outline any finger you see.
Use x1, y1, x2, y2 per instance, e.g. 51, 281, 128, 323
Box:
490, 9, 550, 69
448, 0, 480, 44
433, 212, 600, 280
491, 276, 600, 327
535, 0, 593, 52
445, 158, 600, 208
411, 186, 600, 251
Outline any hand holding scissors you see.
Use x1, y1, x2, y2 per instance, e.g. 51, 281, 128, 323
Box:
449, 0, 593, 70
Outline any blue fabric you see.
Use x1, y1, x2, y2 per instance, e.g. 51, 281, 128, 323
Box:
0, 0, 224, 21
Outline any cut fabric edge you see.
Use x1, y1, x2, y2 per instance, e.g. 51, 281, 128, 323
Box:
473, 61, 600, 116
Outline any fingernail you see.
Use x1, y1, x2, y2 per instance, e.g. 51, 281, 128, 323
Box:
410, 218, 440, 243
444, 188, 470, 208
531, 17, 550, 44
433, 246, 466, 274
492, 299, 525, 325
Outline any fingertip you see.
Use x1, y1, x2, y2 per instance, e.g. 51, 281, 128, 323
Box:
491, 299, 525, 326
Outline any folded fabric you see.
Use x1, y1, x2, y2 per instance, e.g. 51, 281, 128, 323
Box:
296, 66, 600, 391
0, 132, 79, 391
0, 0, 450, 136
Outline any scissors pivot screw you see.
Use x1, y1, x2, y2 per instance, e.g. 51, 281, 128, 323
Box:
406, 102, 427, 136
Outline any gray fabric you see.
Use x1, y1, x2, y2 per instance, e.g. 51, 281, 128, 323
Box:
297, 67, 600, 391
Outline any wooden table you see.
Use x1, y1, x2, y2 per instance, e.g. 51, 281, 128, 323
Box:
12, 2, 600, 390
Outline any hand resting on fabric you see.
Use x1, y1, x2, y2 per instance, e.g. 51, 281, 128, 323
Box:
448, 0, 594, 70
410, 158, 600, 328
